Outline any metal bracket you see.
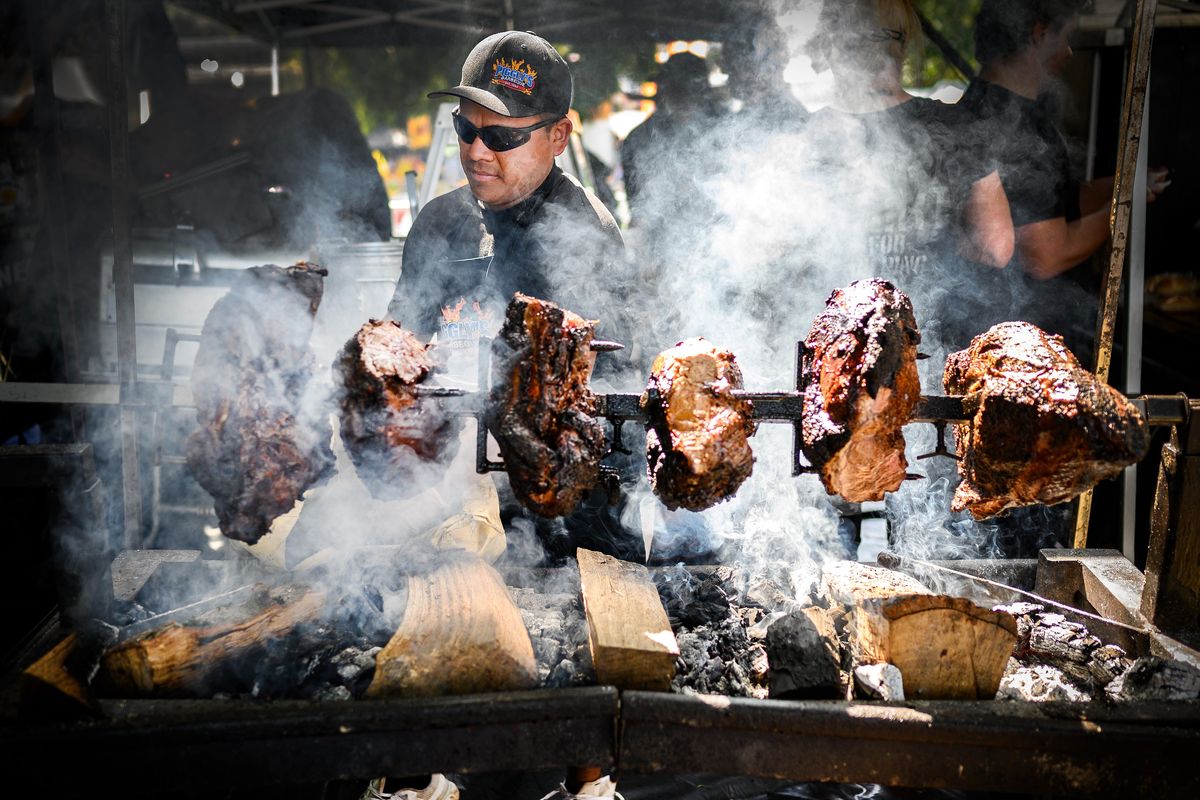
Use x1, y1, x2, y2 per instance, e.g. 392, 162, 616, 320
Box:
915, 420, 960, 461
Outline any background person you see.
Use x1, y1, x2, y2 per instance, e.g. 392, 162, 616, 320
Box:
798, 0, 1013, 350
957, 0, 1169, 357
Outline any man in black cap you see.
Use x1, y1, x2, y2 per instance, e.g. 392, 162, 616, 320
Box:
387, 32, 641, 569
388, 30, 624, 353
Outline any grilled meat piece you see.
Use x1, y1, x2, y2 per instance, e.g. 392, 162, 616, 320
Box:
944, 321, 1149, 519
800, 279, 921, 502
186, 263, 334, 543
641, 338, 756, 511
336, 320, 463, 499
486, 294, 606, 517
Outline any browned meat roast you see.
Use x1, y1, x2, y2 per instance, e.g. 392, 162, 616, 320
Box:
943, 321, 1149, 519
641, 338, 757, 511
800, 278, 922, 502
486, 294, 607, 517
335, 319, 462, 499
186, 263, 334, 543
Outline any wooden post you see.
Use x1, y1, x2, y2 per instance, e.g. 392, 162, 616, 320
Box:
1075, 0, 1159, 548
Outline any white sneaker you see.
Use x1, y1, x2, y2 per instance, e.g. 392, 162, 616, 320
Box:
362, 774, 460, 800
537, 776, 622, 799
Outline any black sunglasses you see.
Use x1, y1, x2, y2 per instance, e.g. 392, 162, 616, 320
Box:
452, 111, 560, 152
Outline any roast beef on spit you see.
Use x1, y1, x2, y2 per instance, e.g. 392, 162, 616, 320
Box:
641, 338, 757, 511
186, 263, 335, 544
336, 319, 463, 499
485, 293, 608, 518
944, 321, 1150, 519
799, 279, 922, 503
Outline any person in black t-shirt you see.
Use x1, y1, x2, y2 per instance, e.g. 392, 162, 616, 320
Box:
799, 0, 1014, 350
620, 52, 720, 227
957, 0, 1169, 353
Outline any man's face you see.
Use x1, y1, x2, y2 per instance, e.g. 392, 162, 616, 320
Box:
1036, 15, 1078, 77
457, 99, 571, 210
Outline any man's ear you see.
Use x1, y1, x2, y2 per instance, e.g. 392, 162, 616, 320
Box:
1030, 20, 1048, 46
551, 116, 573, 156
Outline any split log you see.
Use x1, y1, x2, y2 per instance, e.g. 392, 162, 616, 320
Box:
822, 562, 1018, 699
366, 553, 538, 698
577, 548, 679, 691
20, 634, 99, 718
884, 595, 1019, 699
100, 585, 325, 697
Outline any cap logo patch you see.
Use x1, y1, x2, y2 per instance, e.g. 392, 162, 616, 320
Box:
491, 57, 537, 95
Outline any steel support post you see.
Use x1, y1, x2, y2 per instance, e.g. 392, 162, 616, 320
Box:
105, 0, 142, 549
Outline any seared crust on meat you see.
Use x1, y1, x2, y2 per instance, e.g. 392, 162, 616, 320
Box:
800, 278, 921, 503
486, 294, 606, 517
944, 321, 1148, 518
641, 338, 756, 511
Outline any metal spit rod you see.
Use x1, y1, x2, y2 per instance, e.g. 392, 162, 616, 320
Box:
414, 336, 1191, 480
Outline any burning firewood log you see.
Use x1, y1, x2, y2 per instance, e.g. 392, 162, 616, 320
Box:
800, 279, 921, 503
366, 553, 538, 697
99, 584, 326, 697
640, 338, 757, 511
577, 548, 679, 691
822, 562, 1017, 699
944, 321, 1149, 519
335, 319, 463, 499
486, 294, 607, 517
186, 263, 335, 544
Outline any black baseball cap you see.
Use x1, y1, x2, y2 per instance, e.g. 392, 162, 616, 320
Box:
429, 31, 573, 118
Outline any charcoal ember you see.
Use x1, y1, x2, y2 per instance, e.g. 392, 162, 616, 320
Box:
240, 623, 356, 699
672, 618, 768, 698
997, 602, 1131, 693
311, 685, 353, 702
336, 320, 462, 499
330, 644, 382, 686
998, 659, 1091, 703
1089, 644, 1131, 687
641, 338, 756, 511
187, 263, 335, 543
800, 279, 922, 503
1025, 613, 1102, 684
1106, 657, 1200, 702
944, 321, 1149, 519
656, 566, 733, 629
655, 567, 768, 698
487, 294, 606, 517
511, 585, 592, 687
547, 659, 580, 688
766, 609, 845, 699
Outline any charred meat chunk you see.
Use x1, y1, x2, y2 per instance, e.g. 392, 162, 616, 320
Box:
336, 320, 463, 499
486, 294, 606, 517
641, 338, 756, 511
187, 263, 334, 543
944, 321, 1149, 519
800, 278, 921, 503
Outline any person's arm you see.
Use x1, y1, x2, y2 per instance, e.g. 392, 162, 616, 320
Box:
957, 170, 1014, 268
1079, 176, 1113, 216
1015, 206, 1110, 280
1079, 167, 1170, 215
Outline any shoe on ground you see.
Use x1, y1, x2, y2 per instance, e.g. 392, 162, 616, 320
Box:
362, 774, 460, 800
538, 775, 622, 799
